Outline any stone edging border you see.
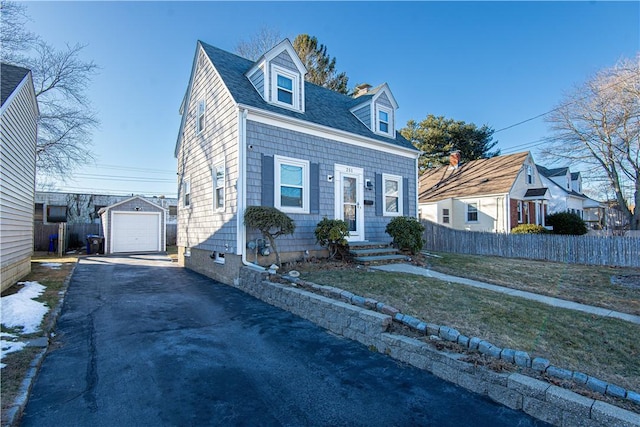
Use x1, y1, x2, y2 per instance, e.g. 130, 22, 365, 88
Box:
235, 267, 640, 425
3, 260, 78, 427
278, 274, 640, 408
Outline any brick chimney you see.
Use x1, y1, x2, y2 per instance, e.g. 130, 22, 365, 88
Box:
449, 151, 461, 169
353, 83, 372, 98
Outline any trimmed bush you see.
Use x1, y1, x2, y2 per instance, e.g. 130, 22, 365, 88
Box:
385, 216, 425, 254
511, 224, 549, 234
244, 206, 295, 266
546, 212, 588, 235
315, 217, 350, 259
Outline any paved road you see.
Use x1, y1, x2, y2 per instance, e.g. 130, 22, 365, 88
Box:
22, 255, 547, 426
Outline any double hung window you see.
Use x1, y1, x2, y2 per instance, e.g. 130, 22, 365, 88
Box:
275, 155, 309, 213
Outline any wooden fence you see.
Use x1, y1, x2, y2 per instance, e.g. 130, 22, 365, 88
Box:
421, 221, 640, 268
34, 223, 178, 252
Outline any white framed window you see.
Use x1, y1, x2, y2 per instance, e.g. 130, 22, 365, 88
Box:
182, 178, 191, 208
271, 66, 299, 110
442, 208, 450, 224
382, 174, 403, 216
466, 202, 478, 222
526, 165, 533, 184
196, 99, 206, 134
212, 159, 225, 212
517, 201, 522, 223
376, 106, 393, 136
275, 155, 309, 214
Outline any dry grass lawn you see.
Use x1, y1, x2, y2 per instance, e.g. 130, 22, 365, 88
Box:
1, 254, 77, 424
297, 255, 640, 394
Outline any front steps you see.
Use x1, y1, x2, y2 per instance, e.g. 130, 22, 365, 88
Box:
347, 241, 408, 264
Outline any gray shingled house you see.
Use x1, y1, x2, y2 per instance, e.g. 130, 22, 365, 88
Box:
174, 39, 420, 284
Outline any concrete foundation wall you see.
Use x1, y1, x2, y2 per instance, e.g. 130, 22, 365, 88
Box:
1, 257, 31, 292
235, 267, 640, 427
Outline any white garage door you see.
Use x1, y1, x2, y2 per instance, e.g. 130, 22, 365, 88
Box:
111, 212, 161, 253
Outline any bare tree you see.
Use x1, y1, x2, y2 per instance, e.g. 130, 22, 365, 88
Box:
542, 54, 640, 230
235, 27, 283, 61
0, 1, 36, 63
1, 1, 99, 179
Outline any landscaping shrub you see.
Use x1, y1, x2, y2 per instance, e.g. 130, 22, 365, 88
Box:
511, 224, 549, 234
314, 217, 350, 259
385, 216, 425, 254
546, 212, 588, 235
244, 206, 295, 266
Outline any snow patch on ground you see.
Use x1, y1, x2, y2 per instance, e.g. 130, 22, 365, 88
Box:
40, 263, 62, 270
0, 282, 49, 368
1, 281, 48, 334
0, 333, 26, 369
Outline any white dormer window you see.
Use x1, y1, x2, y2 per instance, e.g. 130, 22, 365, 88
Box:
271, 65, 299, 110
376, 105, 393, 137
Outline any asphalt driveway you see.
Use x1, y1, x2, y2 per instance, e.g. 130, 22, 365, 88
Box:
21, 255, 546, 426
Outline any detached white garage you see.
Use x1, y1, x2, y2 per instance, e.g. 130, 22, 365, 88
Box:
99, 196, 166, 254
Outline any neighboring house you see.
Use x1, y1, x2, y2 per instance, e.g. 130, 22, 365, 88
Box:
0, 63, 39, 292
99, 196, 167, 254
418, 152, 549, 232
35, 191, 178, 224
536, 165, 605, 229
175, 39, 420, 284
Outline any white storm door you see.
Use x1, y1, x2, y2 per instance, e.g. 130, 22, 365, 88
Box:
335, 164, 364, 242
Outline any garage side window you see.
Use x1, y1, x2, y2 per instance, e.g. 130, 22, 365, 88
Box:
182, 179, 190, 207
212, 159, 225, 212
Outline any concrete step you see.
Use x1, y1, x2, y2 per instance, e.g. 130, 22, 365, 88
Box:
347, 241, 392, 248
350, 248, 400, 256
353, 254, 408, 263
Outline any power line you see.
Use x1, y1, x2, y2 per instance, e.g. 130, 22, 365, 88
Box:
92, 163, 176, 174
493, 72, 637, 134
73, 173, 175, 183
51, 185, 177, 197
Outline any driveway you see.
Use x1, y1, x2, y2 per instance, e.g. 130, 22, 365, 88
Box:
21, 255, 546, 426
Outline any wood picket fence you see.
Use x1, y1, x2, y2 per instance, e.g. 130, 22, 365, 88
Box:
421, 221, 640, 268
34, 223, 177, 252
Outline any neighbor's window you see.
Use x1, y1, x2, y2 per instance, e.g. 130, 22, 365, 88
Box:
442, 208, 450, 224
517, 201, 523, 223
196, 99, 206, 134
212, 160, 225, 211
169, 205, 177, 216
466, 202, 478, 222
183, 179, 191, 207
526, 165, 533, 184
383, 174, 403, 216
275, 155, 309, 214
47, 205, 67, 223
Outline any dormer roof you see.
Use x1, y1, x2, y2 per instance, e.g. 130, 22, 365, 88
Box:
185, 41, 415, 152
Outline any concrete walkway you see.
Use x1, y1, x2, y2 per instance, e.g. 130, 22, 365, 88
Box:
372, 263, 640, 325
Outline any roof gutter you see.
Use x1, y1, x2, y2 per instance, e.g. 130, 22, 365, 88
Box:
238, 103, 420, 159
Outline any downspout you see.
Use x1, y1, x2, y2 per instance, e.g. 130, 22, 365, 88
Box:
238, 108, 265, 271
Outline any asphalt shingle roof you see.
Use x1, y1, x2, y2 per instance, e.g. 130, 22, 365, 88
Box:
419, 152, 530, 202
198, 41, 416, 151
1, 63, 30, 107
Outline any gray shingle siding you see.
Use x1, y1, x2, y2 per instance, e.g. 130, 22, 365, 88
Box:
245, 120, 416, 253
272, 50, 297, 71
376, 92, 393, 108
249, 68, 264, 98
177, 49, 239, 255
352, 104, 371, 129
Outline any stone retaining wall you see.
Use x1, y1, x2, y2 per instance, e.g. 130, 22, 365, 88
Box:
237, 267, 640, 427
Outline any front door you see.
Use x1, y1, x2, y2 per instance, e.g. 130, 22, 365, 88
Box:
335, 164, 364, 241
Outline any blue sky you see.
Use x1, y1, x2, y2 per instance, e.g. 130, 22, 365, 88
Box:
24, 1, 639, 198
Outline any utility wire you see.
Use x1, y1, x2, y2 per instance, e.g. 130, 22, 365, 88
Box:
493, 72, 637, 134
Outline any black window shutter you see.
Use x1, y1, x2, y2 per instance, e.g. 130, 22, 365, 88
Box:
310, 163, 320, 214
261, 155, 274, 207
375, 173, 383, 216
403, 177, 409, 216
